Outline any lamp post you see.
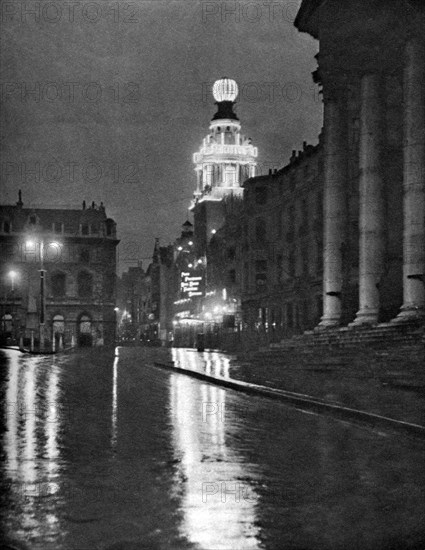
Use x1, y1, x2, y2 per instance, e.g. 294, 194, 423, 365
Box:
8, 270, 18, 342
26, 238, 61, 351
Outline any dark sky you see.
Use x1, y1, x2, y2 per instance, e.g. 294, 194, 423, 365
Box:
0, 0, 321, 272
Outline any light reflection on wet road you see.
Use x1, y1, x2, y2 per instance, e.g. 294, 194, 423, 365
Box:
1, 346, 425, 550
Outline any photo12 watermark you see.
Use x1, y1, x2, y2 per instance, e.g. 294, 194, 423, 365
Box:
1, 161, 140, 185
202, 401, 225, 422
202, 481, 256, 503
200, 81, 321, 105
1, 81, 140, 104
201, 1, 299, 24
1, 2, 140, 25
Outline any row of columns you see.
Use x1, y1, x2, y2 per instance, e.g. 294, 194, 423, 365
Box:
320, 38, 425, 327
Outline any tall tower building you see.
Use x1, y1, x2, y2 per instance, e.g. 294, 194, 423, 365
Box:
191, 78, 258, 255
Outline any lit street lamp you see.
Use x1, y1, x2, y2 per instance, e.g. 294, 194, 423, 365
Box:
25, 238, 61, 351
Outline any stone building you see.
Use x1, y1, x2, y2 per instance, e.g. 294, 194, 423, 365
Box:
117, 263, 152, 342
240, 139, 324, 343
295, 0, 425, 327
0, 193, 119, 348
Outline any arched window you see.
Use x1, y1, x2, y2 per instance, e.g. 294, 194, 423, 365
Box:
78, 271, 93, 298
51, 272, 66, 297
52, 314, 65, 334
79, 315, 91, 333
1, 314, 13, 333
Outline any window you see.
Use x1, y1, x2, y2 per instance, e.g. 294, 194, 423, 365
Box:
227, 247, 235, 260
3, 221, 10, 233
106, 220, 114, 236
302, 246, 309, 275
81, 224, 89, 236
78, 271, 93, 298
104, 272, 115, 299
277, 210, 283, 239
302, 199, 308, 227
53, 222, 62, 234
80, 249, 90, 263
51, 272, 66, 297
53, 314, 65, 334
79, 315, 92, 335
288, 250, 295, 278
255, 260, 267, 272
316, 192, 323, 221
286, 303, 293, 329
255, 187, 267, 205
29, 215, 37, 225
228, 269, 236, 284
277, 255, 283, 283
255, 218, 266, 243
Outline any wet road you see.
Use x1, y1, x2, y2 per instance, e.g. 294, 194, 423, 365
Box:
1, 347, 425, 550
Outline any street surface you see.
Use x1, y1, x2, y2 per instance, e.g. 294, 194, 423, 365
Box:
1, 347, 425, 550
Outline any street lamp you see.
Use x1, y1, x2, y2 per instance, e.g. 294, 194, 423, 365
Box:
25, 238, 62, 351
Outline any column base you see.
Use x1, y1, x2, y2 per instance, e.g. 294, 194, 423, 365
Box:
316, 317, 341, 330
391, 306, 425, 324
349, 310, 379, 327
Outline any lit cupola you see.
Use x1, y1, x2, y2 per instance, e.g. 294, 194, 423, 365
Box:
191, 77, 258, 204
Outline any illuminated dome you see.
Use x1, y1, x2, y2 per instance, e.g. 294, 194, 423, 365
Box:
212, 78, 238, 103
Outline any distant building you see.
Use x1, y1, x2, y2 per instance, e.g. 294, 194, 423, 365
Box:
117, 263, 152, 342
0, 193, 119, 348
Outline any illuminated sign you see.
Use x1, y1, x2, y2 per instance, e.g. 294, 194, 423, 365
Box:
181, 271, 203, 296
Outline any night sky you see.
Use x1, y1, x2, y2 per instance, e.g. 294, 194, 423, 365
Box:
0, 0, 321, 271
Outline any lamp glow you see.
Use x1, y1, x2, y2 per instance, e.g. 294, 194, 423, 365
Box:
212, 78, 238, 102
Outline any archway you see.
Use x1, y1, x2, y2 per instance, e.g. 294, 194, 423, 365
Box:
52, 314, 65, 348
78, 314, 92, 346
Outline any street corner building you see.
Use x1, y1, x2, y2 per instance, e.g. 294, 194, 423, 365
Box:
0, 193, 119, 349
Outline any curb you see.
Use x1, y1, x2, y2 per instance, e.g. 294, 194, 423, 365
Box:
153, 360, 425, 439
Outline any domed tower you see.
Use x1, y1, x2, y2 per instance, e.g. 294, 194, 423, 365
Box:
192, 78, 258, 201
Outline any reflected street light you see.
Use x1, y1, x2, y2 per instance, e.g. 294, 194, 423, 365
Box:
8, 270, 17, 292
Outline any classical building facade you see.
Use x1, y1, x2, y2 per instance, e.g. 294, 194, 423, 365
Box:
0, 194, 119, 348
295, 0, 425, 327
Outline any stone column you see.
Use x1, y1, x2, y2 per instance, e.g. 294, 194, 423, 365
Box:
352, 73, 386, 325
319, 83, 348, 327
395, 38, 425, 322
195, 168, 202, 194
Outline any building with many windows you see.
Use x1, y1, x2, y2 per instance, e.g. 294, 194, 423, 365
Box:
0, 193, 119, 348
241, 139, 324, 345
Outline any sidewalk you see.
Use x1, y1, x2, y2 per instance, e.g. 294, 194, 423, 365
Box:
149, 345, 425, 429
